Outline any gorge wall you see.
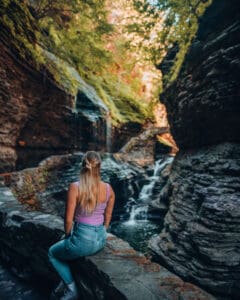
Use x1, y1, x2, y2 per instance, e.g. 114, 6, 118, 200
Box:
0, 1, 146, 173
0, 44, 74, 172
149, 0, 240, 298
0, 44, 143, 173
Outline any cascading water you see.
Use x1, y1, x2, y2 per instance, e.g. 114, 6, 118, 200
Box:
106, 111, 112, 153
124, 156, 174, 225
110, 155, 174, 253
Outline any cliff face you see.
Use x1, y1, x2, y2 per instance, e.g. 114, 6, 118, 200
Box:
0, 45, 75, 172
0, 33, 143, 172
161, 0, 240, 150
149, 0, 240, 298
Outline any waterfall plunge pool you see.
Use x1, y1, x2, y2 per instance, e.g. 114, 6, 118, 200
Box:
109, 156, 174, 255
109, 219, 162, 255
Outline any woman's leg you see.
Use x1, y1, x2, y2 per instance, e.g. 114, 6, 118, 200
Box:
48, 239, 75, 284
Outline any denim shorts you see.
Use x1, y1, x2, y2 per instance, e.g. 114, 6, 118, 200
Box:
64, 222, 107, 257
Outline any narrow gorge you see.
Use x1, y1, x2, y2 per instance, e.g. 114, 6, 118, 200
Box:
0, 0, 239, 299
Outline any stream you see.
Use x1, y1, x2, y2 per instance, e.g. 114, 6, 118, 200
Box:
110, 156, 174, 254
0, 264, 48, 300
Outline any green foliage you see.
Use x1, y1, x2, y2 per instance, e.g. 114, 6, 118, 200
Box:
0, 0, 161, 126
35, 0, 113, 77
33, 0, 154, 125
92, 73, 154, 125
128, 0, 212, 85
157, 0, 212, 85
0, 0, 45, 67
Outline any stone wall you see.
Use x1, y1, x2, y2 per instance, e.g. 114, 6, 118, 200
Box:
149, 1, 240, 299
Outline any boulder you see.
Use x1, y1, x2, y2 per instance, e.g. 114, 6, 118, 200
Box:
117, 126, 170, 167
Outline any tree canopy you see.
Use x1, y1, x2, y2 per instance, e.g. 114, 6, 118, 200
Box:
126, 0, 212, 85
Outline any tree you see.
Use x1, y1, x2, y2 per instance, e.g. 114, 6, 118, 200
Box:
125, 0, 212, 84
29, 0, 113, 76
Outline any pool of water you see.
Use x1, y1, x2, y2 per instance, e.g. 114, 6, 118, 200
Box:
0, 264, 49, 300
109, 219, 163, 255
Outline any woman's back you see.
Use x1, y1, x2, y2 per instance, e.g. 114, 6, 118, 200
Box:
49, 151, 115, 300
74, 181, 111, 226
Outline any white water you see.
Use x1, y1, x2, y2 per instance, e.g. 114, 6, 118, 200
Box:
106, 111, 112, 153
124, 156, 174, 226
138, 157, 173, 202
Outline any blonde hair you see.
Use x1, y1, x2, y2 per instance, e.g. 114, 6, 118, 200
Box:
77, 151, 101, 214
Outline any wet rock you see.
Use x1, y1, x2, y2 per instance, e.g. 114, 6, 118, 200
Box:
0, 45, 143, 173
0, 185, 216, 300
0, 264, 47, 300
149, 143, 240, 298
117, 126, 170, 167
148, 162, 173, 217
6, 153, 147, 220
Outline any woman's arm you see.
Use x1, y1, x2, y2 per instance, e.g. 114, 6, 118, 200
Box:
104, 185, 115, 229
64, 182, 78, 236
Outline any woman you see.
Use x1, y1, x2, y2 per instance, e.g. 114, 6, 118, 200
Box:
48, 151, 115, 300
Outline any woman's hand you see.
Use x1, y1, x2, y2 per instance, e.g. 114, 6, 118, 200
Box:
64, 183, 78, 236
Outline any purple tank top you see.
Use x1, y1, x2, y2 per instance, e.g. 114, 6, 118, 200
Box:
74, 182, 110, 225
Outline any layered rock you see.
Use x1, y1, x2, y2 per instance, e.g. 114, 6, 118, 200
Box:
0, 43, 144, 173
0, 45, 74, 172
0, 43, 120, 172
149, 0, 240, 299
117, 126, 170, 167
0, 183, 216, 300
149, 143, 240, 297
0, 1, 156, 173
160, 0, 240, 150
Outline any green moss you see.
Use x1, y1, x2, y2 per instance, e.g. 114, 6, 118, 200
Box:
0, 0, 46, 68
91, 73, 154, 126
162, 0, 212, 87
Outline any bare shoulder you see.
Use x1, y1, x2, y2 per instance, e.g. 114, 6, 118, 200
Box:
101, 181, 114, 194
69, 181, 79, 191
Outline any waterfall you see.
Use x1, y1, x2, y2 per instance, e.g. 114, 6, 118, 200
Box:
124, 156, 174, 226
125, 205, 149, 225
106, 111, 112, 153
138, 158, 172, 203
